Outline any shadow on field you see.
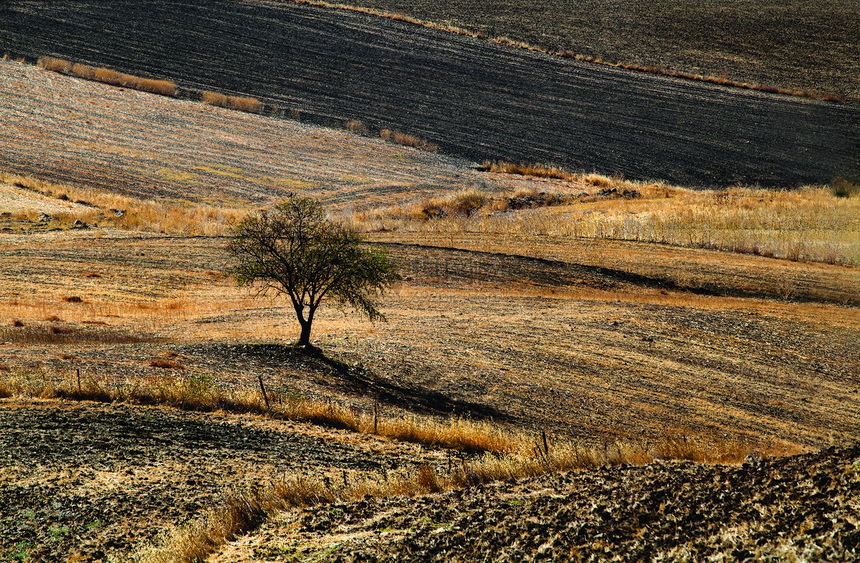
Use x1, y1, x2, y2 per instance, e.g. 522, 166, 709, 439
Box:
217, 343, 512, 422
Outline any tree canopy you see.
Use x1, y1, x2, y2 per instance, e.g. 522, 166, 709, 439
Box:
226, 197, 398, 349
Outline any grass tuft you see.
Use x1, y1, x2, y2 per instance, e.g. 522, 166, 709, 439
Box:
201, 91, 261, 113
380, 129, 438, 152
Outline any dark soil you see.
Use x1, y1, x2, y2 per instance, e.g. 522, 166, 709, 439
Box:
348, 0, 860, 105
1, 1, 857, 187
262, 444, 860, 562
0, 400, 450, 562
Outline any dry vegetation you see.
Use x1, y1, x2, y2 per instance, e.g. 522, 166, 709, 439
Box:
0, 171, 248, 236
37, 56, 176, 96
347, 169, 860, 266
201, 91, 262, 114
380, 129, 438, 152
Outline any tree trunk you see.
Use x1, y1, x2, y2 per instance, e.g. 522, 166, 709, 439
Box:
297, 306, 316, 348
298, 320, 312, 348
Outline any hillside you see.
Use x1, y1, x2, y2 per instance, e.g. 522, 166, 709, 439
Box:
341, 0, 860, 105
0, 16, 859, 563
1, 1, 857, 186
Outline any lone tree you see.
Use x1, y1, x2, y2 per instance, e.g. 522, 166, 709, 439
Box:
226, 196, 398, 349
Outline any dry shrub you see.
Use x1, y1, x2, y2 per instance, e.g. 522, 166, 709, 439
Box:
37, 57, 176, 96
831, 176, 860, 198
380, 129, 438, 151
201, 91, 261, 113
582, 173, 613, 187
62, 296, 83, 303
93, 66, 121, 84
345, 119, 368, 135
134, 77, 177, 96
202, 90, 229, 107
227, 95, 261, 113
71, 62, 94, 80
416, 464, 442, 493
37, 56, 73, 74
11, 319, 24, 327
488, 161, 572, 181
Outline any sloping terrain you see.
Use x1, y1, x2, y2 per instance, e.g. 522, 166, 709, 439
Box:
213, 444, 860, 562
345, 0, 860, 105
0, 59, 479, 208
0, 400, 451, 562
1, 230, 859, 561
0, 14, 859, 562
1, 1, 857, 186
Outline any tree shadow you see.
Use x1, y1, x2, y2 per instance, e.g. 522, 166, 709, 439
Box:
313, 349, 512, 422
229, 342, 512, 423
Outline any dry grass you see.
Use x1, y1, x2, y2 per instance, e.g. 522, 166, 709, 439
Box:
0, 171, 249, 235
566, 55, 844, 103
344, 177, 860, 265
201, 91, 262, 113
0, 324, 156, 346
140, 410, 783, 563
37, 56, 176, 96
380, 129, 438, 152
345, 119, 368, 135
485, 161, 573, 181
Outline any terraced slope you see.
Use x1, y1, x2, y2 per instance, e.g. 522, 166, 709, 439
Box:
1, 0, 857, 186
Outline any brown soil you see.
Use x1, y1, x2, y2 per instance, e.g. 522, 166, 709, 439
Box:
0, 400, 451, 562
1, 230, 859, 560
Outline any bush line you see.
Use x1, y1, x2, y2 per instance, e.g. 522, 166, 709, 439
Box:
37, 56, 176, 96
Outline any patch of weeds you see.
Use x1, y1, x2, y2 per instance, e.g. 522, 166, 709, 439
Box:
0, 541, 32, 562
85, 520, 102, 530
48, 524, 70, 542
181, 372, 216, 396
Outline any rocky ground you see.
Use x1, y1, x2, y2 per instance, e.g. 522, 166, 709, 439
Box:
212, 444, 860, 562
2, 399, 858, 562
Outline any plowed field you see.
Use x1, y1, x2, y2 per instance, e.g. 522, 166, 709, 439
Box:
1, 0, 857, 187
